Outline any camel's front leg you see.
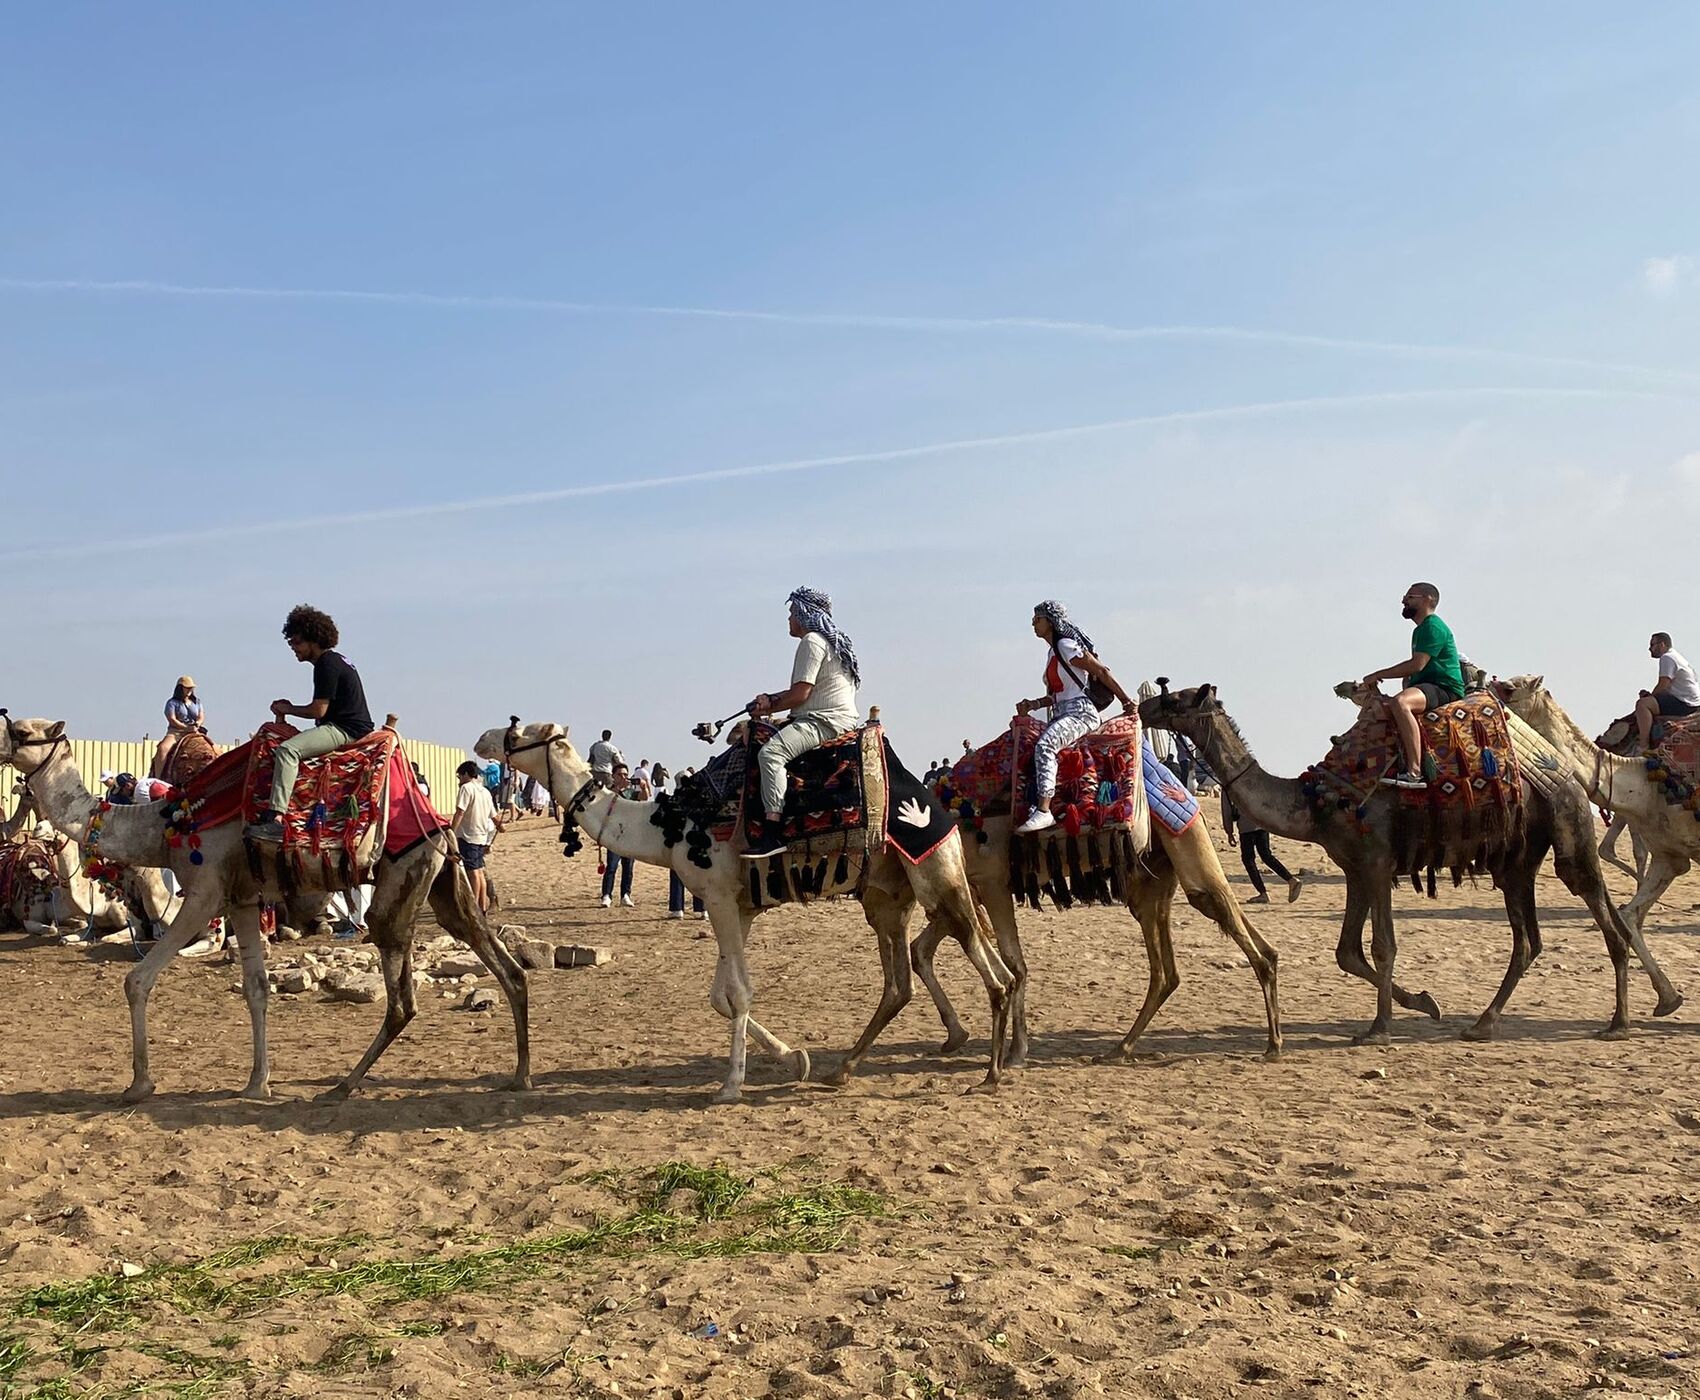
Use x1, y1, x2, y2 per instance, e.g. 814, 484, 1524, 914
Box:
122, 880, 225, 1103
978, 887, 1028, 1066
1354, 884, 1399, 1046
325, 939, 416, 1100
1334, 875, 1440, 1022
706, 904, 757, 1104
1614, 851, 1688, 1017
1464, 871, 1540, 1041
228, 904, 272, 1100
830, 899, 914, 1087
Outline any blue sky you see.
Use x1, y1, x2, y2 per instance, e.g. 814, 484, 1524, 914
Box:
3, 3, 1698, 773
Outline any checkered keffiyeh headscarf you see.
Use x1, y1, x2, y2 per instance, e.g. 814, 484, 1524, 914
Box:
788, 586, 861, 686
1034, 600, 1095, 655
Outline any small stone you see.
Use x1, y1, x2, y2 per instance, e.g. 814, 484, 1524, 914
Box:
322, 970, 382, 1004
511, 937, 555, 972
555, 944, 614, 968
462, 988, 497, 1012
1361, 1067, 1388, 1080
861, 1287, 883, 1305
434, 952, 485, 978
276, 968, 313, 995
119, 1261, 145, 1278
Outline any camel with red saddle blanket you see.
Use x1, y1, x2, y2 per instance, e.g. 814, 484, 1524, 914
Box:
0, 712, 529, 1104
1140, 682, 1681, 1044
477, 718, 1014, 1104
1497, 675, 1700, 944
910, 716, 1283, 1062
0, 788, 173, 940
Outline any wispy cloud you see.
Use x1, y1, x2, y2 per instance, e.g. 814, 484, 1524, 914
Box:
3, 276, 1698, 385
0, 385, 1680, 564
1643, 255, 1696, 296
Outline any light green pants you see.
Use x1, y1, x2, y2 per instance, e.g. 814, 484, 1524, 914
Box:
268, 723, 353, 816
756, 715, 844, 816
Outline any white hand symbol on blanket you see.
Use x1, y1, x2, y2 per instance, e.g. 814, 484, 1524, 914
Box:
897, 797, 931, 828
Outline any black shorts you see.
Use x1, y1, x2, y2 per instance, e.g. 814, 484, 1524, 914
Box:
1656, 692, 1699, 718
1411, 682, 1454, 711
457, 838, 489, 871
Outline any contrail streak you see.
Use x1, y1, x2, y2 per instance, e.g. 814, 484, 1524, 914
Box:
0, 385, 1679, 563
3, 275, 1697, 384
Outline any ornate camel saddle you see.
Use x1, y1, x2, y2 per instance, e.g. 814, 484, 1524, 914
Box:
0, 835, 59, 915
1634, 713, 1700, 816
1303, 691, 1526, 890
652, 721, 953, 907
163, 722, 447, 885
939, 717, 1174, 911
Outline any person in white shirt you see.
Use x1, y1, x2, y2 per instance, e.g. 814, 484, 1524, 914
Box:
1637, 632, 1700, 749
1012, 600, 1137, 835
744, 586, 862, 859
452, 760, 502, 912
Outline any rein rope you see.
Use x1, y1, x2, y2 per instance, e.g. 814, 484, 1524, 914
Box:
503, 718, 594, 859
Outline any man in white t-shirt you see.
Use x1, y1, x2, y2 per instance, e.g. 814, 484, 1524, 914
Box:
744, 586, 862, 858
1636, 631, 1700, 749
452, 760, 502, 912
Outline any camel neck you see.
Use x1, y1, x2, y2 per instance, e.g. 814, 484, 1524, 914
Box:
1192, 711, 1318, 843
515, 742, 674, 868
28, 747, 167, 866
1525, 701, 1647, 810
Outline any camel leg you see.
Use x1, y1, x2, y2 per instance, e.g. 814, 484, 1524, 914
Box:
1177, 864, 1284, 1060
229, 904, 272, 1100
121, 881, 226, 1103
1463, 870, 1540, 1042
1102, 863, 1180, 1062
324, 938, 416, 1100
1354, 884, 1398, 1045
951, 896, 1015, 1092
982, 886, 1030, 1067
1334, 877, 1441, 1021
829, 885, 916, 1086
910, 916, 970, 1056
1550, 831, 1683, 1026
426, 859, 533, 1089
1612, 851, 1689, 1017
705, 902, 758, 1104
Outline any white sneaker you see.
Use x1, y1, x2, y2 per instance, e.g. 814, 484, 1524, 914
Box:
699, 911, 709, 921
666, 911, 684, 920
1014, 810, 1057, 835
600, 895, 612, 908
620, 894, 634, 908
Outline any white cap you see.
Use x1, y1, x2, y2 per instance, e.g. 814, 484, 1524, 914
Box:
99, 770, 115, 782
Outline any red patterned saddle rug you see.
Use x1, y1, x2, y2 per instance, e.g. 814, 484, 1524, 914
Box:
1638, 713, 1700, 816
940, 716, 1150, 837
0, 836, 59, 912
167, 723, 448, 883
1302, 692, 1525, 887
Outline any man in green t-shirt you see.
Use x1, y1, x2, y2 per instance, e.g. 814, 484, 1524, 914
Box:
1358, 581, 1465, 789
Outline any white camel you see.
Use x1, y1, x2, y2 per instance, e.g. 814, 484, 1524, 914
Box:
1499, 675, 1700, 938
0, 713, 529, 1103
476, 720, 1014, 1103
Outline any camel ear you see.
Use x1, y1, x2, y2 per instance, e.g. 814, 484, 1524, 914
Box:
46, 721, 65, 741
1193, 685, 1214, 709
1532, 675, 1544, 691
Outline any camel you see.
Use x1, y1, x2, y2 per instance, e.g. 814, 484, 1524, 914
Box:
1139, 683, 1682, 1042
907, 805, 1284, 1064
475, 720, 1014, 1102
1498, 674, 1700, 946
0, 713, 530, 1103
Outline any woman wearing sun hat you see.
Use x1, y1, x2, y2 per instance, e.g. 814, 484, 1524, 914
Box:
151, 675, 207, 778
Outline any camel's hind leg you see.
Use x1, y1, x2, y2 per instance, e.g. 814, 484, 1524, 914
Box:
1172, 845, 1284, 1060
1463, 866, 1541, 1042
829, 883, 917, 1086
919, 867, 1013, 1092
1102, 859, 1181, 1062
121, 880, 227, 1103
427, 857, 532, 1089
325, 937, 418, 1100
229, 903, 273, 1100
979, 886, 1029, 1066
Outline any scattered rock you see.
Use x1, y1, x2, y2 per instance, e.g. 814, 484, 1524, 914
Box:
275, 968, 314, 995
322, 970, 383, 1004
510, 937, 555, 972
1361, 1067, 1388, 1081
118, 1261, 145, 1278
462, 988, 497, 1012
555, 944, 613, 969
434, 953, 485, 978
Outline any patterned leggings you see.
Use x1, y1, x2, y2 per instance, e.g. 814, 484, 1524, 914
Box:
1033, 697, 1101, 800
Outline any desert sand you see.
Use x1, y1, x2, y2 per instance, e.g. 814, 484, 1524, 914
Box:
1, 817, 1697, 1399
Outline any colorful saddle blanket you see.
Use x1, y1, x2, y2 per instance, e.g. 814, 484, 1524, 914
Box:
166, 723, 448, 881
1638, 713, 1700, 816
0, 836, 58, 910
677, 722, 869, 848
1302, 692, 1523, 820
940, 716, 1182, 836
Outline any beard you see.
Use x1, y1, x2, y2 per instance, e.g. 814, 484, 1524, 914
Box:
1400, 604, 1417, 620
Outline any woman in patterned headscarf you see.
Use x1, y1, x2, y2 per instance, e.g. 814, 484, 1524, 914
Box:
742, 587, 864, 858
1013, 600, 1136, 834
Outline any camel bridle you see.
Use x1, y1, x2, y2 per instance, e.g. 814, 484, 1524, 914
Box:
1152, 682, 1256, 791
502, 718, 598, 851
0, 709, 73, 804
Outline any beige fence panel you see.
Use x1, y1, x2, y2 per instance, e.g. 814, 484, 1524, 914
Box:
2, 731, 475, 822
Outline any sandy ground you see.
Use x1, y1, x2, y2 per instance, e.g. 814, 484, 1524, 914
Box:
2, 816, 1698, 1400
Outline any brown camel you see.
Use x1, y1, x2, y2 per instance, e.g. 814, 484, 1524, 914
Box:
1139, 683, 1682, 1041
0, 712, 530, 1102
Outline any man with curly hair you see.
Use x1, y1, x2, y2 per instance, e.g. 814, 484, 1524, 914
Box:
243, 605, 375, 843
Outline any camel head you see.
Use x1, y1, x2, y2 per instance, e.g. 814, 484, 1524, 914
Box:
0, 714, 67, 776
1333, 679, 1380, 709
473, 718, 586, 787
1492, 673, 1563, 731
1136, 679, 1224, 743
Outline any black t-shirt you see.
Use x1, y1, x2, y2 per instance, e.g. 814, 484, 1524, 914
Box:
312, 650, 374, 738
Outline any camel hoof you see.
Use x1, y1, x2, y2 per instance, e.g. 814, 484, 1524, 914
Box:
1004, 1050, 1027, 1071
822, 1068, 852, 1089
1595, 1024, 1632, 1041
710, 1085, 744, 1105
502, 1075, 535, 1092
937, 1030, 969, 1055
1412, 991, 1442, 1021
119, 1080, 155, 1105
1094, 1047, 1137, 1065
238, 1084, 273, 1103
787, 1049, 811, 1083
1262, 1046, 1283, 1062
1655, 992, 1685, 1018
963, 1075, 1001, 1096
1352, 1028, 1392, 1047
1459, 1021, 1496, 1043
317, 1083, 354, 1103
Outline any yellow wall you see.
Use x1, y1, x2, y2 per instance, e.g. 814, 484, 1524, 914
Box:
2, 733, 474, 821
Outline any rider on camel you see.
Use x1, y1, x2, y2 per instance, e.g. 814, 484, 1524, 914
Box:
151, 675, 205, 779
1013, 600, 1136, 835
1358, 581, 1464, 790
243, 605, 375, 843
1635, 631, 1700, 751
742, 586, 861, 860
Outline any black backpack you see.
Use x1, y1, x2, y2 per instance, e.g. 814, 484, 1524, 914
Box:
1052, 643, 1116, 711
